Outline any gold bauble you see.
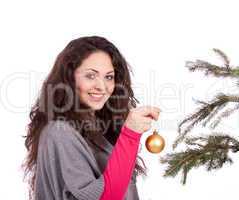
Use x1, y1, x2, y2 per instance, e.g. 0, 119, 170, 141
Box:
145, 130, 165, 154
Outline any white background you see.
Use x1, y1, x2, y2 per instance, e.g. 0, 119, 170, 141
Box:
0, 0, 239, 199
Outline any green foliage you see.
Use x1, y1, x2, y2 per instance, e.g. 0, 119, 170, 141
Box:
161, 134, 239, 184
161, 49, 239, 184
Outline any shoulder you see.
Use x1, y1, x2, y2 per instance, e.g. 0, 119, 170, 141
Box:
39, 120, 95, 157
40, 120, 86, 147
42, 120, 77, 137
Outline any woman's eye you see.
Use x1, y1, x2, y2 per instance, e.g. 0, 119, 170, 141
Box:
86, 74, 95, 79
106, 75, 115, 80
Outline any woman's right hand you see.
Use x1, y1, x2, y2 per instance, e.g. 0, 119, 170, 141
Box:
123, 106, 161, 134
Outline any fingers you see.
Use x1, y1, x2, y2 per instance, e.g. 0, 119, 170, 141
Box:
147, 110, 160, 121
135, 106, 161, 120
140, 117, 153, 131
125, 105, 161, 133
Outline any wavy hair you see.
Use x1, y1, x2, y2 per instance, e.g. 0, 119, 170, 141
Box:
22, 36, 147, 199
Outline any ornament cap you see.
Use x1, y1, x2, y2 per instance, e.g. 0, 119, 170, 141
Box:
153, 129, 158, 135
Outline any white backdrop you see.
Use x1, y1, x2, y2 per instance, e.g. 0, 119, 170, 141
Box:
0, 0, 238, 199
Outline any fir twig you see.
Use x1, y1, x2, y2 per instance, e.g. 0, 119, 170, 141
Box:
210, 103, 239, 128
186, 60, 239, 78
185, 49, 239, 78
162, 49, 239, 185
213, 48, 230, 69
173, 94, 239, 149
161, 134, 239, 185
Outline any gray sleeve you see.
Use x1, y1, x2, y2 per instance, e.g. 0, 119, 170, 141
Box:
39, 121, 104, 200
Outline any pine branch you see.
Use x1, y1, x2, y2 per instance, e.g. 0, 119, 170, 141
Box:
210, 103, 239, 128
173, 94, 239, 149
162, 49, 239, 185
161, 134, 239, 185
186, 60, 239, 78
212, 48, 230, 69
185, 49, 239, 78
186, 48, 239, 88
172, 49, 239, 149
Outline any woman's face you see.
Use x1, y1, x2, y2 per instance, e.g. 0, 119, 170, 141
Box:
74, 51, 115, 111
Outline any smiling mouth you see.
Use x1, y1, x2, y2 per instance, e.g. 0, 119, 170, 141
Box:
88, 93, 105, 101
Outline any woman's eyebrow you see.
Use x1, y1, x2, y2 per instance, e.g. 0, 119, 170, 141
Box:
86, 68, 114, 74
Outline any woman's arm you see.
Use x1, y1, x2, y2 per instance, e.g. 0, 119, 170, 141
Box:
100, 125, 142, 200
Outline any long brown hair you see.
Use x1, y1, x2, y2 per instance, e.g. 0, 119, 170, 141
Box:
22, 36, 147, 199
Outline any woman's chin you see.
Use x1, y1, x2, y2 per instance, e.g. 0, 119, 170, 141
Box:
88, 102, 105, 111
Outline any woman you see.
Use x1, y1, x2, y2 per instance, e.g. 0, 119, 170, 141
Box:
23, 36, 160, 200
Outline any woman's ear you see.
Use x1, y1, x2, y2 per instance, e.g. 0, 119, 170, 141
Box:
128, 101, 133, 110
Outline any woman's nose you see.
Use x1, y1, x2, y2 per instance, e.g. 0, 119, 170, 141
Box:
94, 77, 106, 91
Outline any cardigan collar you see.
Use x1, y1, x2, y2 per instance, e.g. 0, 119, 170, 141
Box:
87, 133, 114, 155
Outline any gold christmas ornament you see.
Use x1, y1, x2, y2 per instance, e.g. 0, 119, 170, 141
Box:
145, 129, 165, 153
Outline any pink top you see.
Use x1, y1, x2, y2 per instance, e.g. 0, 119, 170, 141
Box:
99, 125, 142, 200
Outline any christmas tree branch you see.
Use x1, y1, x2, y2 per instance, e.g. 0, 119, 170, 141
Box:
173, 94, 239, 148
186, 61, 239, 78
186, 48, 239, 78
210, 103, 239, 129
161, 134, 239, 185
161, 49, 239, 185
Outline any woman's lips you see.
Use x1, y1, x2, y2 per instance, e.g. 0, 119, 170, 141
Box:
88, 93, 105, 101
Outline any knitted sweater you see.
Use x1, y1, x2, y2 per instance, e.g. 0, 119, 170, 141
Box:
34, 120, 142, 200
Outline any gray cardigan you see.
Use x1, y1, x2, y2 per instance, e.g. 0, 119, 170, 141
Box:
34, 120, 140, 200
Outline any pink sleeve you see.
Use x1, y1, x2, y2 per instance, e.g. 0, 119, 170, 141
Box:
99, 125, 142, 200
